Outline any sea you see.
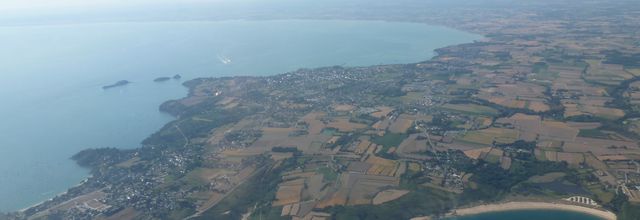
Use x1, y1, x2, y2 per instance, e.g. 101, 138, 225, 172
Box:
444, 209, 606, 220
0, 19, 481, 212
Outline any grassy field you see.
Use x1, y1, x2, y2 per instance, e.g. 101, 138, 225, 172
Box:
372, 133, 408, 158
531, 70, 560, 82
372, 133, 407, 148
619, 202, 640, 220
401, 92, 425, 104
458, 127, 519, 145
317, 167, 338, 182
527, 172, 566, 183
440, 103, 500, 116
578, 129, 611, 139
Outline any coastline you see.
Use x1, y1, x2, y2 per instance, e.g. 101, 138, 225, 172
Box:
6, 19, 482, 215
444, 201, 616, 220
18, 176, 92, 213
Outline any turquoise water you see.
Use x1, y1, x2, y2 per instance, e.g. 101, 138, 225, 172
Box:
0, 20, 480, 212
444, 209, 605, 220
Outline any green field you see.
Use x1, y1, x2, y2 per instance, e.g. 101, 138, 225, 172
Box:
372, 133, 407, 148
440, 103, 500, 116
458, 128, 519, 146
317, 166, 338, 182
578, 129, 611, 139
372, 133, 408, 158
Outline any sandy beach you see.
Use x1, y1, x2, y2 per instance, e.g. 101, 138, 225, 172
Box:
448, 201, 617, 220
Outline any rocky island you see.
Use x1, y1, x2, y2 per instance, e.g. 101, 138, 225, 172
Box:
154, 75, 182, 82
153, 77, 171, 82
102, 80, 130, 90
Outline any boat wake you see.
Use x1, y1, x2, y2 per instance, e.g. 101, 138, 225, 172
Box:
217, 54, 232, 64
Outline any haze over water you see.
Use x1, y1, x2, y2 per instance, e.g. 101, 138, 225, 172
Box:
0, 19, 480, 212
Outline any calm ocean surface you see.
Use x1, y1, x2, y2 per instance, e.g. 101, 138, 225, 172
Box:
0, 20, 480, 212
444, 209, 605, 220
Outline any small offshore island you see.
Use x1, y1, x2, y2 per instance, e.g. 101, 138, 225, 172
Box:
102, 80, 130, 89
154, 75, 182, 82
5, 1, 640, 220
154, 77, 171, 82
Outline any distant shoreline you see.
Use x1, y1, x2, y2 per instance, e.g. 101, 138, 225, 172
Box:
443, 201, 616, 220
19, 176, 92, 213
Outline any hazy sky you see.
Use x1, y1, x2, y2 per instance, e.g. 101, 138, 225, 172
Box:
0, 0, 227, 11
1, 0, 134, 9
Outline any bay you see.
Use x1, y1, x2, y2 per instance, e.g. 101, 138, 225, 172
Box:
0, 19, 480, 212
